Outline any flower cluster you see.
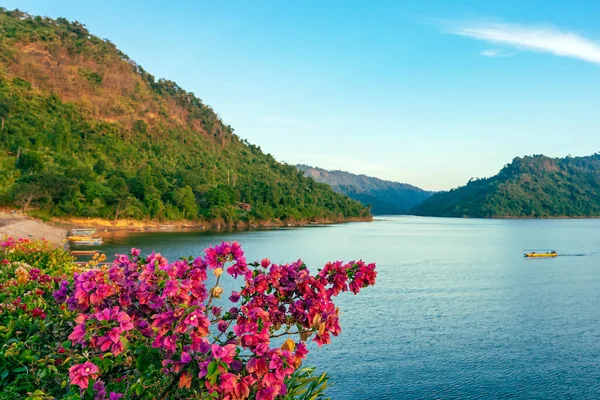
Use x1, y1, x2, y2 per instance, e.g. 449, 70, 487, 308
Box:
0, 261, 57, 320
59, 242, 376, 399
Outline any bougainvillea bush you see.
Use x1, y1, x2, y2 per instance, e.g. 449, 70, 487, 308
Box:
0, 238, 376, 399
0, 237, 78, 398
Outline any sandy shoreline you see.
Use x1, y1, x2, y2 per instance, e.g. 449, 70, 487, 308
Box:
0, 213, 69, 246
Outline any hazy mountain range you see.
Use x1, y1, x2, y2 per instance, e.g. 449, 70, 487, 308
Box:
297, 165, 433, 215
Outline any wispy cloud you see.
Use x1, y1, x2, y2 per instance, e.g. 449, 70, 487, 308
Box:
443, 20, 600, 64
480, 48, 515, 58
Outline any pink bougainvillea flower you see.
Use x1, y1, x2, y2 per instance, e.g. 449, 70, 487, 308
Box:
68, 361, 100, 389
212, 343, 237, 365
219, 373, 237, 392
68, 324, 86, 342
117, 311, 134, 331
217, 319, 228, 333
229, 291, 241, 303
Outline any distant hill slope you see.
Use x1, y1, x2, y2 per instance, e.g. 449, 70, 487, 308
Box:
297, 165, 433, 214
0, 9, 370, 224
410, 154, 600, 218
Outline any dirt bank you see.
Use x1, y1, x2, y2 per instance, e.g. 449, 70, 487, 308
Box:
0, 213, 68, 246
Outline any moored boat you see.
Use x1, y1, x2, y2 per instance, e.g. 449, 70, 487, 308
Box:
70, 250, 105, 256
70, 238, 103, 246
69, 228, 97, 236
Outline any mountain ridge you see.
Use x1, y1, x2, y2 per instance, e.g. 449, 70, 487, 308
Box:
297, 165, 432, 215
410, 153, 600, 218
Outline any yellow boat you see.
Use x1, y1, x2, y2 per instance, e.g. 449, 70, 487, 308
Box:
68, 236, 102, 241
524, 251, 557, 258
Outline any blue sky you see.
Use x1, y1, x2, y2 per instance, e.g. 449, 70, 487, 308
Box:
5, 0, 600, 190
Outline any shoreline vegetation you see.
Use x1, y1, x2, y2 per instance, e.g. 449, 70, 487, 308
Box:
64, 215, 373, 230
0, 211, 372, 246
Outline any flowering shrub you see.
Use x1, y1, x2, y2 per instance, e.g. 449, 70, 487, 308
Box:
0, 237, 376, 399
58, 242, 377, 399
0, 237, 78, 398
0, 237, 76, 276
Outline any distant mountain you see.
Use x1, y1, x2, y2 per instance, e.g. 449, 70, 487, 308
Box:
410, 154, 600, 218
297, 165, 433, 215
0, 9, 370, 224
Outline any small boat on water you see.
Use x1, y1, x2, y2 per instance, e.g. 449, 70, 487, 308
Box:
69, 228, 97, 236
524, 251, 557, 258
70, 238, 103, 246
67, 236, 99, 241
70, 250, 105, 256
66, 228, 103, 246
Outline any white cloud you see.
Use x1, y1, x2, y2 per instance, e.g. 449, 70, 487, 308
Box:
444, 20, 600, 64
480, 48, 515, 57
480, 49, 499, 57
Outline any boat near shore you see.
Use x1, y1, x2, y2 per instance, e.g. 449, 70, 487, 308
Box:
67, 228, 103, 246
69, 228, 97, 236
524, 250, 557, 258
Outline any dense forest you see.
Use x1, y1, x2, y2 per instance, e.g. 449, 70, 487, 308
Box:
0, 9, 370, 225
298, 165, 432, 214
410, 154, 600, 218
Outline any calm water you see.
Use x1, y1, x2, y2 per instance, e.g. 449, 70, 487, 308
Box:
98, 216, 600, 399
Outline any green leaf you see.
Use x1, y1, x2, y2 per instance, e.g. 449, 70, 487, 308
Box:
134, 383, 143, 396
206, 361, 218, 379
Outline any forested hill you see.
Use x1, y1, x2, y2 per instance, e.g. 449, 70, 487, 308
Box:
0, 9, 370, 224
297, 165, 432, 214
410, 154, 600, 218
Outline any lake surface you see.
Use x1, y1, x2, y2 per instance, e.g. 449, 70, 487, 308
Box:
98, 216, 600, 399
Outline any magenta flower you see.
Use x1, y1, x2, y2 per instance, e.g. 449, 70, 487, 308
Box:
229, 291, 241, 303
68, 324, 86, 342
162, 334, 177, 353
68, 361, 100, 389
260, 258, 271, 268
117, 311, 134, 331
93, 379, 107, 400
218, 319, 228, 333
212, 343, 236, 365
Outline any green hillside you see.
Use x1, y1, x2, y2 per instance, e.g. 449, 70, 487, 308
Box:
298, 165, 432, 214
0, 9, 370, 224
410, 154, 600, 218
